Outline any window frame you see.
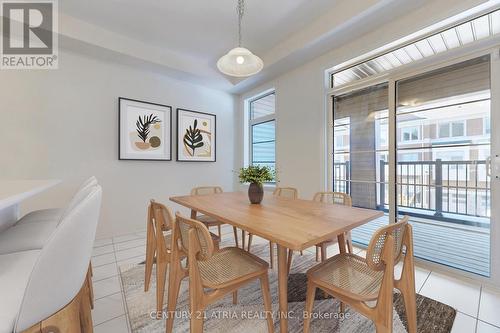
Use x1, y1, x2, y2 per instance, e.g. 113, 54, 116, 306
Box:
484, 116, 491, 135
248, 91, 276, 173
400, 125, 421, 142
438, 120, 466, 138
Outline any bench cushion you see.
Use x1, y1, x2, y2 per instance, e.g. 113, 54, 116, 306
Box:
16, 208, 63, 224
0, 250, 41, 333
0, 219, 58, 255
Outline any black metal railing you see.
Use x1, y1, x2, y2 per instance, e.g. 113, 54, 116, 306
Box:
334, 159, 490, 219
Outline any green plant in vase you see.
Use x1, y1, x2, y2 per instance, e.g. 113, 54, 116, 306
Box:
239, 165, 275, 204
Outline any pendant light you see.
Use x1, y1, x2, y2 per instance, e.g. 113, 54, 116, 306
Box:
217, 0, 263, 77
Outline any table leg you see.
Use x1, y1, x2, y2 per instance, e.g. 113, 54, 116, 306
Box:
277, 245, 288, 332
337, 233, 347, 254
190, 209, 197, 219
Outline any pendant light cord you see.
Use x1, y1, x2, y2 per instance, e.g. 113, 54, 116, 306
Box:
237, 0, 245, 47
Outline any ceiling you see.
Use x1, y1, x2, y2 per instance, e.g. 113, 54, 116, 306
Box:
56, 0, 487, 93
60, 0, 334, 62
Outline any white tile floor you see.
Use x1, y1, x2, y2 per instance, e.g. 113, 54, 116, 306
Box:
91, 226, 500, 333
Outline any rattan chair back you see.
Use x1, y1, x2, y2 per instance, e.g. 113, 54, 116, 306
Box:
191, 186, 223, 195
273, 187, 298, 199
148, 200, 174, 252
175, 213, 215, 261
150, 200, 173, 231
366, 216, 409, 271
313, 192, 352, 206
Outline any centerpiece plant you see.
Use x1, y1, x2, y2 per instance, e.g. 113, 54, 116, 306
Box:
238, 165, 275, 204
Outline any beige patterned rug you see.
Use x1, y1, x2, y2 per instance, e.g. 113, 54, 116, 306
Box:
120, 243, 418, 332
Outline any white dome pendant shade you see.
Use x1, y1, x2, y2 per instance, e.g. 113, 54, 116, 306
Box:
217, 47, 263, 77
217, 0, 263, 78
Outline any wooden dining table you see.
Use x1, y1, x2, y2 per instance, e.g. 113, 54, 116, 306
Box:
170, 191, 383, 332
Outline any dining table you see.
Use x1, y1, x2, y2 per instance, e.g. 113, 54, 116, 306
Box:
170, 191, 383, 332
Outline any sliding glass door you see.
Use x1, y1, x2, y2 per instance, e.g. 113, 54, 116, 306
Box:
396, 56, 492, 276
332, 84, 390, 244
331, 52, 498, 280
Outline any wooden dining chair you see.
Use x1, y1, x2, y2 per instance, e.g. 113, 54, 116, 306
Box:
303, 216, 416, 333
247, 187, 299, 269
313, 192, 354, 261
272, 187, 299, 198
175, 212, 274, 333
191, 186, 240, 246
144, 200, 220, 315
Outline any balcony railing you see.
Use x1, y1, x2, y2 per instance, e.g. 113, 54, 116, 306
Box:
334, 159, 490, 225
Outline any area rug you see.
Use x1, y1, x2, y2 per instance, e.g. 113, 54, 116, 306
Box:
120, 244, 455, 332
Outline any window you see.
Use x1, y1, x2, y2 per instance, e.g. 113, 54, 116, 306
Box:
330, 9, 500, 88
484, 117, 491, 134
401, 126, 420, 142
438, 121, 465, 138
249, 92, 276, 173
333, 83, 388, 204
334, 118, 350, 151
377, 120, 388, 148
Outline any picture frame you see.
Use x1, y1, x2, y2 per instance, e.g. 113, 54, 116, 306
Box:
176, 108, 216, 162
119, 97, 172, 161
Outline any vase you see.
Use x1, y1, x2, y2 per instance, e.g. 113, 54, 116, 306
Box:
248, 182, 264, 204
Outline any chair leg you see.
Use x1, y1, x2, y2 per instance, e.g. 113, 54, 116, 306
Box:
320, 244, 327, 262
401, 287, 417, 333
156, 261, 168, 314
300, 250, 303, 255
166, 263, 183, 333
269, 242, 274, 269
260, 274, 275, 333
241, 230, 246, 250
346, 232, 354, 254
315, 246, 319, 262
233, 226, 239, 248
287, 249, 293, 274
303, 280, 317, 333
232, 290, 238, 305
144, 224, 155, 292
375, 322, 392, 333
190, 313, 204, 333
247, 234, 253, 252
399, 259, 417, 333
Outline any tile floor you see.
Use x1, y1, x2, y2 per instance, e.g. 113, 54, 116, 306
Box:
91, 226, 500, 333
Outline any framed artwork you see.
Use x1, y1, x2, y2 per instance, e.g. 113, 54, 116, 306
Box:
119, 97, 172, 161
176, 108, 216, 162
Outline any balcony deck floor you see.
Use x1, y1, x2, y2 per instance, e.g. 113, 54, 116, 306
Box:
351, 215, 491, 276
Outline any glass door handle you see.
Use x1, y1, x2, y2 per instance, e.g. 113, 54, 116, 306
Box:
492, 155, 500, 179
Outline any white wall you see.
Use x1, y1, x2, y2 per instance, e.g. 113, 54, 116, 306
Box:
0, 50, 237, 238
236, 0, 486, 200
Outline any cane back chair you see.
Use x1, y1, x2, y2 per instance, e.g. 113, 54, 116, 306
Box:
191, 186, 240, 246
144, 200, 220, 316
175, 213, 274, 333
304, 216, 417, 333
313, 192, 354, 261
